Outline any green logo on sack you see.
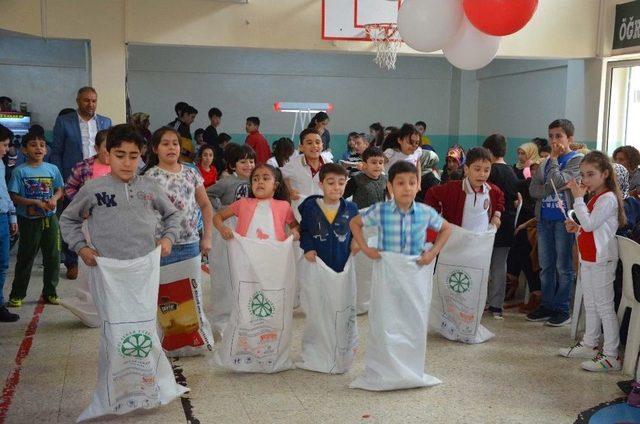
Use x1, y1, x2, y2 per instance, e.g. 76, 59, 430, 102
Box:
119, 331, 152, 358
249, 291, 274, 318
447, 270, 471, 294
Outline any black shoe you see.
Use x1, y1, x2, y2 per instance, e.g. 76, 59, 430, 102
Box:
525, 306, 554, 322
0, 305, 19, 322
546, 311, 571, 327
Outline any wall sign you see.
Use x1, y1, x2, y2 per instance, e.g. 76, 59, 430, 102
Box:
614, 0, 640, 50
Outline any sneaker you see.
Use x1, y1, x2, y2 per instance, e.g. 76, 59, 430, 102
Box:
45, 295, 60, 305
488, 306, 503, 320
559, 342, 599, 358
7, 298, 22, 308
546, 311, 572, 327
0, 305, 19, 322
581, 352, 622, 372
525, 306, 554, 322
628, 381, 640, 407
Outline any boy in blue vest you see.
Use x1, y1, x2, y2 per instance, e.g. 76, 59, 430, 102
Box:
299, 163, 359, 272
527, 119, 583, 326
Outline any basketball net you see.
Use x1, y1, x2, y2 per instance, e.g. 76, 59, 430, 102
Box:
364, 24, 401, 70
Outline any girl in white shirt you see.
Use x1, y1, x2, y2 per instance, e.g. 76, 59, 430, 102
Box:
383, 123, 422, 179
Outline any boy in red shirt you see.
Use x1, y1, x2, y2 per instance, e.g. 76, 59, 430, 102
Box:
245, 116, 271, 165
425, 147, 504, 232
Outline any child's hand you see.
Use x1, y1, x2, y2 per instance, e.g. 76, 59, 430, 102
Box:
200, 236, 212, 258
9, 223, 17, 236
566, 179, 587, 198
351, 242, 361, 256
290, 227, 300, 241
304, 250, 317, 262
45, 199, 57, 211
565, 219, 579, 233
220, 226, 234, 240
79, 247, 99, 267
417, 250, 437, 266
356, 162, 364, 171
362, 246, 382, 260
157, 237, 173, 257
490, 215, 501, 229
290, 188, 301, 201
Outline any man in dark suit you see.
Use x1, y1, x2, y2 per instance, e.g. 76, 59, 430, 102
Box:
50, 86, 111, 279
51, 87, 112, 181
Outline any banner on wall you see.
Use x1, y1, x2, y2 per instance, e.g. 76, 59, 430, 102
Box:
613, 0, 640, 51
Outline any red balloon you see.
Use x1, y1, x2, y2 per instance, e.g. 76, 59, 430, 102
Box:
463, 0, 538, 36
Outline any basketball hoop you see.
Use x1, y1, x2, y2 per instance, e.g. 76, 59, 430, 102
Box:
364, 23, 401, 70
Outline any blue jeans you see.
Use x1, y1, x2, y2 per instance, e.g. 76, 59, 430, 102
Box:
160, 241, 200, 267
537, 219, 575, 314
0, 214, 10, 304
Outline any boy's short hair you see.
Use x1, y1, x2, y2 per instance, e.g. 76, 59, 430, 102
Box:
539, 144, 552, 154
174, 101, 188, 116
246, 116, 260, 127
388, 161, 418, 183
362, 146, 384, 162
225, 143, 256, 167
194, 128, 205, 138
184, 105, 198, 116
0, 124, 14, 143
106, 124, 145, 152
319, 163, 348, 182
482, 134, 507, 158
348, 131, 360, 140
299, 128, 320, 143
20, 131, 45, 147
549, 119, 575, 137
28, 124, 45, 138
217, 133, 231, 144
208, 107, 222, 119
415, 121, 427, 128
465, 147, 493, 166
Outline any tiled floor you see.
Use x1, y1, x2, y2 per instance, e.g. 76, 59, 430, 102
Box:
0, 258, 626, 424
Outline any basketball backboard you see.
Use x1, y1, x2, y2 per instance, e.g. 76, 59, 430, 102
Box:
322, 0, 401, 41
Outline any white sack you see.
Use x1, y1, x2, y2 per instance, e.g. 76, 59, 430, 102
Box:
296, 257, 358, 374
210, 216, 236, 334
78, 247, 187, 422
60, 260, 100, 328
213, 235, 296, 373
350, 252, 441, 391
430, 225, 496, 344
354, 222, 378, 314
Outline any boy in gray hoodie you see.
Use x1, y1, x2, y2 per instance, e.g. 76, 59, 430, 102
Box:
60, 124, 180, 263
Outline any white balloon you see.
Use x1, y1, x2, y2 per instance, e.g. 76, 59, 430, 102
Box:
443, 16, 501, 70
397, 0, 464, 53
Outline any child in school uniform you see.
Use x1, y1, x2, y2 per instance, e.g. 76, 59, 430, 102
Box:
282, 128, 333, 217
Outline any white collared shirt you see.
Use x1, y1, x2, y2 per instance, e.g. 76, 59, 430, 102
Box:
78, 112, 97, 159
461, 177, 491, 233
281, 151, 333, 220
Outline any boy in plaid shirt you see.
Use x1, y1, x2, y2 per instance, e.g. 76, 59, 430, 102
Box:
350, 161, 451, 264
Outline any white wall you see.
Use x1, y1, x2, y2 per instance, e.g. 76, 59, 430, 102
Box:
0, 35, 89, 129
126, 45, 454, 139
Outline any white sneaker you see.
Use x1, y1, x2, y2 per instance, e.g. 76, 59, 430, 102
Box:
580, 352, 622, 372
558, 342, 599, 359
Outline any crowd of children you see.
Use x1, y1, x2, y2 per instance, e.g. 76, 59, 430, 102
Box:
3, 110, 640, 415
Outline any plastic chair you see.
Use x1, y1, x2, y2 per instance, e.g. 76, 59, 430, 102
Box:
616, 235, 640, 376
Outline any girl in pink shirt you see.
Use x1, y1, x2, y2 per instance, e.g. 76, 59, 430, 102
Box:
214, 164, 299, 241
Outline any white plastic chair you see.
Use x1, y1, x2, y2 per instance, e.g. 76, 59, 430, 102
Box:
616, 235, 640, 376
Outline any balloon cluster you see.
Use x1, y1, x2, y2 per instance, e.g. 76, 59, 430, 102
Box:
398, 0, 538, 70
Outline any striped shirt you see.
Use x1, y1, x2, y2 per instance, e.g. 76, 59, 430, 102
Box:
362, 200, 444, 256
